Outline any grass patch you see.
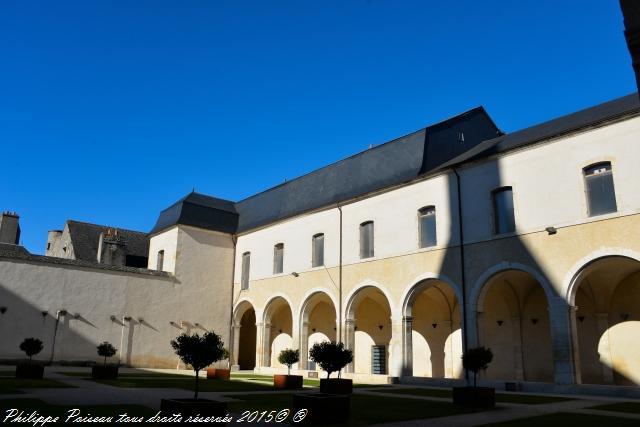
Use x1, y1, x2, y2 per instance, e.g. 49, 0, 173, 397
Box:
588, 401, 640, 414
59, 371, 192, 379
480, 412, 639, 426
227, 392, 476, 425
0, 378, 74, 394
0, 371, 14, 377
373, 388, 573, 404
0, 398, 155, 419
93, 377, 276, 392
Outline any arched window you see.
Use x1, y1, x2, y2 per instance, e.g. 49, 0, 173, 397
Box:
156, 250, 164, 271
241, 252, 251, 290
492, 187, 515, 234
273, 243, 284, 274
360, 221, 374, 259
584, 162, 617, 216
312, 233, 324, 267
418, 206, 437, 248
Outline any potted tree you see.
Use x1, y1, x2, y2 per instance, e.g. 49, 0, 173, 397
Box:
292, 341, 352, 424
453, 346, 495, 408
161, 331, 228, 417
310, 341, 353, 394
206, 348, 231, 380
16, 338, 44, 379
274, 349, 302, 389
92, 342, 118, 379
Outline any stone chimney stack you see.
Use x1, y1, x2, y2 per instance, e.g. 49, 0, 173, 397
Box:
0, 211, 21, 245
97, 229, 127, 267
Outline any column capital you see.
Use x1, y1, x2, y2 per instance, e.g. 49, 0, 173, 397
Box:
402, 316, 414, 323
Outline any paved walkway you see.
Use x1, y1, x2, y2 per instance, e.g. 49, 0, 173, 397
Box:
2, 370, 640, 426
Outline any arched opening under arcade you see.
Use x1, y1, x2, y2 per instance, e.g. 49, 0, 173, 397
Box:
263, 297, 293, 368
233, 301, 257, 370
299, 291, 337, 370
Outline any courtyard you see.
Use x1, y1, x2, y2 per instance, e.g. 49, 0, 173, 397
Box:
1, 367, 639, 426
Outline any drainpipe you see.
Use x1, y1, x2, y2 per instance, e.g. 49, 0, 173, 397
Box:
119, 316, 126, 365
49, 310, 65, 364
337, 204, 343, 343
228, 234, 237, 369
453, 168, 469, 383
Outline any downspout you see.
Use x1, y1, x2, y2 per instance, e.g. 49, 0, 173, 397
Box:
337, 204, 343, 343
228, 234, 237, 369
49, 310, 64, 364
453, 168, 469, 383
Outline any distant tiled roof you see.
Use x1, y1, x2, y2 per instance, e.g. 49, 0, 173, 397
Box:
66, 220, 149, 262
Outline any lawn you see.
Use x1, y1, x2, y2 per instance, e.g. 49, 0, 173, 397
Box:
374, 387, 574, 404
0, 378, 74, 394
93, 377, 276, 392
60, 371, 193, 379
0, 398, 155, 420
226, 392, 474, 426
479, 412, 639, 426
588, 401, 640, 414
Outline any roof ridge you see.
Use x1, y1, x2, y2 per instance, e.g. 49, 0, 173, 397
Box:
66, 219, 147, 235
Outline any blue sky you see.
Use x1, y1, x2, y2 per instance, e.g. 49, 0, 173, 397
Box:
0, 0, 635, 253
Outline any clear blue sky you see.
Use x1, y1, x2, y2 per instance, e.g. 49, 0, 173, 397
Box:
1, 0, 635, 253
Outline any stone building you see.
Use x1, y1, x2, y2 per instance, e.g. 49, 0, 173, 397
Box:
1, 92, 639, 397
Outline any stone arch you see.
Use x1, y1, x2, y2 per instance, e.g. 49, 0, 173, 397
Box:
344, 279, 395, 321
232, 299, 257, 370
298, 289, 338, 370
261, 295, 294, 369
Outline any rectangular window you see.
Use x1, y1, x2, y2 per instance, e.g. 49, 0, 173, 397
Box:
273, 243, 284, 274
371, 345, 387, 374
241, 252, 251, 290
584, 162, 617, 216
157, 250, 164, 271
493, 187, 515, 234
360, 221, 374, 259
312, 233, 324, 267
419, 206, 437, 248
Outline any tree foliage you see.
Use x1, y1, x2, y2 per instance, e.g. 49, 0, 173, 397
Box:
170, 331, 225, 400
278, 349, 300, 375
19, 338, 43, 364
462, 346, 493, 387
309, 341, 353, 378
97, 342, 117, 367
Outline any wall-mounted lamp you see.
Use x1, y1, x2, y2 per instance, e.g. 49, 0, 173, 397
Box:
497, 320, 504, 326
578, 316, 585, 323
110, 315, 118, 322
278, 329, 283, 333
620, 313, 630, 321
291, 272, 299, 277
312, 328, 317, 332
378, 324, 384, 331
432, 323, 438, 329
41, 311, 48, 318
124, 316, 132, 322
531, 318, 539, 325
545, 227, 557, 235
354, 326, 358, 331
0, 307, 7, 314
73, 313, 81, 319
138, 317, 145, 323
169, 321, 182, 328
57, 309, 68, 317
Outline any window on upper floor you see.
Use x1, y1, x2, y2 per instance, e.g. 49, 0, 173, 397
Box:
157, 250, 164, 271
312, 233, 324, 267
492, 187, 515, 234
273, 243, 284, 274
241, 252, 251, 290
584, 162, 617, 217
360, 221, 374, 259
418, 206, 437, 248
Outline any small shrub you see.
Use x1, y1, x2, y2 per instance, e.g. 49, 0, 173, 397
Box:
170, 331, 225, 400
462, 346, 493, 387
19, 338, 43, 365
97, 342, 117, 367
278, 349, 300, 375
309, 341, 353, 379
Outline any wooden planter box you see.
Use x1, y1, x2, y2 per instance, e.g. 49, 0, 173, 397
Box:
15, 364, 44, 379
160, 398, 228, 418
319, 378, 352, 394
452, 386, 495, 408
206, 368, 230, 380
292, 393, 350, 424
92, 365, 119, 379
274, 374, 303, 389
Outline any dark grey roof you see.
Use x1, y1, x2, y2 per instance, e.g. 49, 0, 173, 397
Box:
234, 107, 501, 232
67, 220, 149, 262
149, 192, 238, 235
0, 243, 30, 257
439, 92, 640, 169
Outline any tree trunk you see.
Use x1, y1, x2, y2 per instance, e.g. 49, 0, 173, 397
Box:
195, 370, 200, 400
474, 371, 477, 388
104, 356, 107, 367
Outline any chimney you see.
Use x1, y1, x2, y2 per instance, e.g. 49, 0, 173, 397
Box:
0, 211, 21, 245
97, 229, 127, 267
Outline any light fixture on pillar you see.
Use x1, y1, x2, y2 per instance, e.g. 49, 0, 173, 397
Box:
354, 326, 358, 331
312, 328, 316, 332
545, 226, 557, 235
0, 307, 6, 314
497, 320, 504, 326
169, 321, 182, 329
432, 323, 438, 329
531, 318, 539, 325
378, 324, 383, 330
578, 316, 585, 323
279, 329, 283, 333
620, 313, 630, 321
41, 311, 48, 318
124, 316, 132, 322
73, 313, 81, 319
291, 272, 299, 277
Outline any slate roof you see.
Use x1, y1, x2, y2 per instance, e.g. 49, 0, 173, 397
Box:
66, 220, 149, 262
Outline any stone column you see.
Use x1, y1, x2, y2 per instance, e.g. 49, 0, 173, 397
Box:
569, 306, 582, 384
299, 321, 309, 370
254, 322, 264, 369
442, 319, 452, 378
389, 316, 404, 378
594, 312, 614, 384
262, 322, 272, 368
549, 297, 578, 385
512, 316, 525, 381
401, 316, 413, 377
231, 324, 241, 370
344, 319, 356, 373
